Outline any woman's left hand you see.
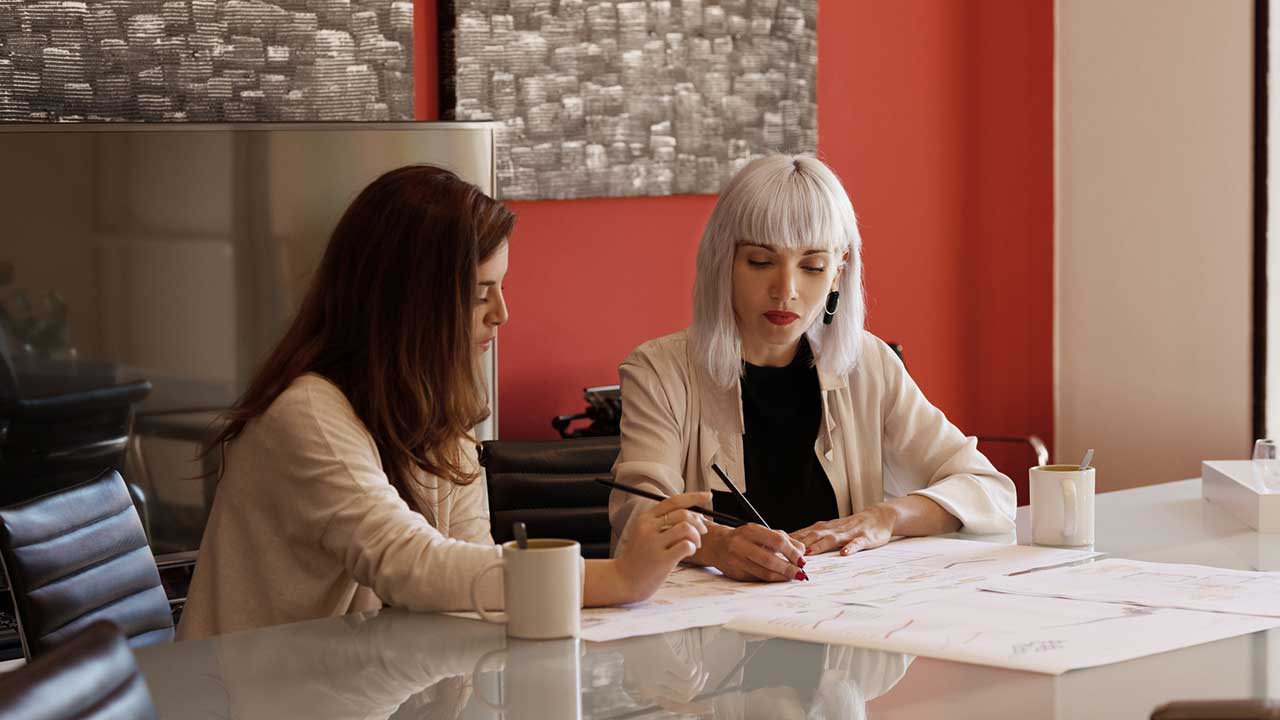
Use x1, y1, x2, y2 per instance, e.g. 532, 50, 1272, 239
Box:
790, 503, 897, 556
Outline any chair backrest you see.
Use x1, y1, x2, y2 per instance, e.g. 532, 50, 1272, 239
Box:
0, 620, 158, 720
480, 437, 621, 559
0, 469, 173, 659
0, 377, 151, 507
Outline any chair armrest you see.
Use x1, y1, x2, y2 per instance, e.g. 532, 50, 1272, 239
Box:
551, 412, 589, 438
976, 434, 1049, 467
126, 481, 151, 544
153, 551, 199, 571
153, 551, 197, 623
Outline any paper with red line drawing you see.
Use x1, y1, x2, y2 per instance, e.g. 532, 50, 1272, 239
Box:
724, 590, 1280, 674
567, 539, 1279, 673
981, 558, 1280, 618
574, 537, 1098, 642
762, 538, 1099, 609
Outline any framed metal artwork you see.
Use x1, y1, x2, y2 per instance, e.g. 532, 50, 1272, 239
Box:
440, 0, 818, 200
0, 0, 414, 121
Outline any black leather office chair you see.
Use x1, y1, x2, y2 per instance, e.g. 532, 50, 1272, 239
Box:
0, 469, 174, 660
0, 348, 156, 660
0, 345, 152, 509
0, 620, 158, 720
480, 437, 620, 559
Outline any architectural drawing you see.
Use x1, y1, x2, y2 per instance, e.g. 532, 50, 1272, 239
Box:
574, 537, 1098, 642
725, 590, 1280, 675
982, 558, 1280, 618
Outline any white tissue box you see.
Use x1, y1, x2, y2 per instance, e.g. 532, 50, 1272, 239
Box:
1201, 460, 1280, 532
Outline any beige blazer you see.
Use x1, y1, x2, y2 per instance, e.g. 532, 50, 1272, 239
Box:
609, 329, 1016, 548
177, 374, 501, 640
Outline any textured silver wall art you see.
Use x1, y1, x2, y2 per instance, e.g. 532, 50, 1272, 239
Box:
441, 0, 818, 200
0, 0, 413, 121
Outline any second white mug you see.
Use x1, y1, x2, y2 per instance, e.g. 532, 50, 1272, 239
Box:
1030, 464, 1095, 547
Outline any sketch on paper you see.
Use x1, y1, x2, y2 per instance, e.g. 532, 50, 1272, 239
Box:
570, 537, 1098, 642
0, 0, 414, 122
451, 538, 1097, 643
982, 558, 1280, 618
725, 589, 1280, 675
440, 0, 819, 200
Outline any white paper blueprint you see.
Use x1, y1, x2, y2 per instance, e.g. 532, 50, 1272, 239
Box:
981, 558, 1280, 618
724, 590, 1280, 675
766, 537, 1099, 609
578, 537, 1098, 642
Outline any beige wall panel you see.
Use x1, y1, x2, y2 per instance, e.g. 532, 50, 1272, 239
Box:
1057, 0, 1253, 490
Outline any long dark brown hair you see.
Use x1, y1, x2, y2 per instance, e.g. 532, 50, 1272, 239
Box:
205, 165, 515, 502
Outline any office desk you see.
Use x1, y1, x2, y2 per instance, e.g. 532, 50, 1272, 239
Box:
136, 479, 1280, 719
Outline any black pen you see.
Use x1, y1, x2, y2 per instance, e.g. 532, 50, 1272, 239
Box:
710, 463, 770, 529
710, 463, 809, 581
595, 478, 746, 527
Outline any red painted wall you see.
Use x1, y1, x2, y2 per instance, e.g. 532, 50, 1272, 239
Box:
414, 1, 1054, 495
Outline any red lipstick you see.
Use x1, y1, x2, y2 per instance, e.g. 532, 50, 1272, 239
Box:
764, 311, 800, 326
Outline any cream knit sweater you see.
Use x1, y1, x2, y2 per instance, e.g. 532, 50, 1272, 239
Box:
177, 374, 500, 640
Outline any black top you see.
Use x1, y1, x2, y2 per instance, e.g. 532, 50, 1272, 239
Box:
712, 339, 840, 533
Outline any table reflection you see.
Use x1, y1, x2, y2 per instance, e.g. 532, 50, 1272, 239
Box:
161, 608, 911, 720
135, 481, 1280, 720
209, 609, 505, 719
601, 626, 913, 719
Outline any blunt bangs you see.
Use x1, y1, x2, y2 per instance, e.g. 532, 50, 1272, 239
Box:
728, 157, 853, 254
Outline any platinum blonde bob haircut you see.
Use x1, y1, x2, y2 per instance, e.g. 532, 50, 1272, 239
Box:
691, 154, 865, 387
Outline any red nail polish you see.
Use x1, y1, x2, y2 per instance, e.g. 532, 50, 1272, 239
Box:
795, 570, 809, 581
797, 556, 807, 568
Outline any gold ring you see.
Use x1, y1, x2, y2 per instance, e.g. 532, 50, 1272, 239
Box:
659, 513, 673, 531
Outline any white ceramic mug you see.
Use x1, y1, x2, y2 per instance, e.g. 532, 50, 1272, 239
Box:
470, 539, 584, 640
1030, 464, 1096, 547
472, 638, 583, 720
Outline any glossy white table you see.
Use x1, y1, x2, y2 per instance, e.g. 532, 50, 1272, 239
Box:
137, 479, 1280, 719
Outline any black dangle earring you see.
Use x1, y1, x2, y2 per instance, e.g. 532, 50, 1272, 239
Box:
823, 291, 840, 325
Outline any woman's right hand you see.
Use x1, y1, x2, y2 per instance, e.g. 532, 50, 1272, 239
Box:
701, 523, 807, 582
612, 492, 713, 603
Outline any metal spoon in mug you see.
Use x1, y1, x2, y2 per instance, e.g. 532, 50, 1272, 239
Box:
1079, 448, 1094, 471
513, 521, 529, 549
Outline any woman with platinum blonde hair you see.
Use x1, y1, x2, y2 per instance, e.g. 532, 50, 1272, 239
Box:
609, 154, 1016, 583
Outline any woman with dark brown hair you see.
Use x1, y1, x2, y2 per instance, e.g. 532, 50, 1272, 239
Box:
177, 165, 709, 639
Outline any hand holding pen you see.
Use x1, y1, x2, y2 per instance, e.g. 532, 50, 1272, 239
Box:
603, 472, 807, 582
707, 463, 809, 582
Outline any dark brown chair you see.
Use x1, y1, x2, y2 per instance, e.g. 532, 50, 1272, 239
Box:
0, 620, 158, 720
0, 469, 173, 660
481, 437, 619, 559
